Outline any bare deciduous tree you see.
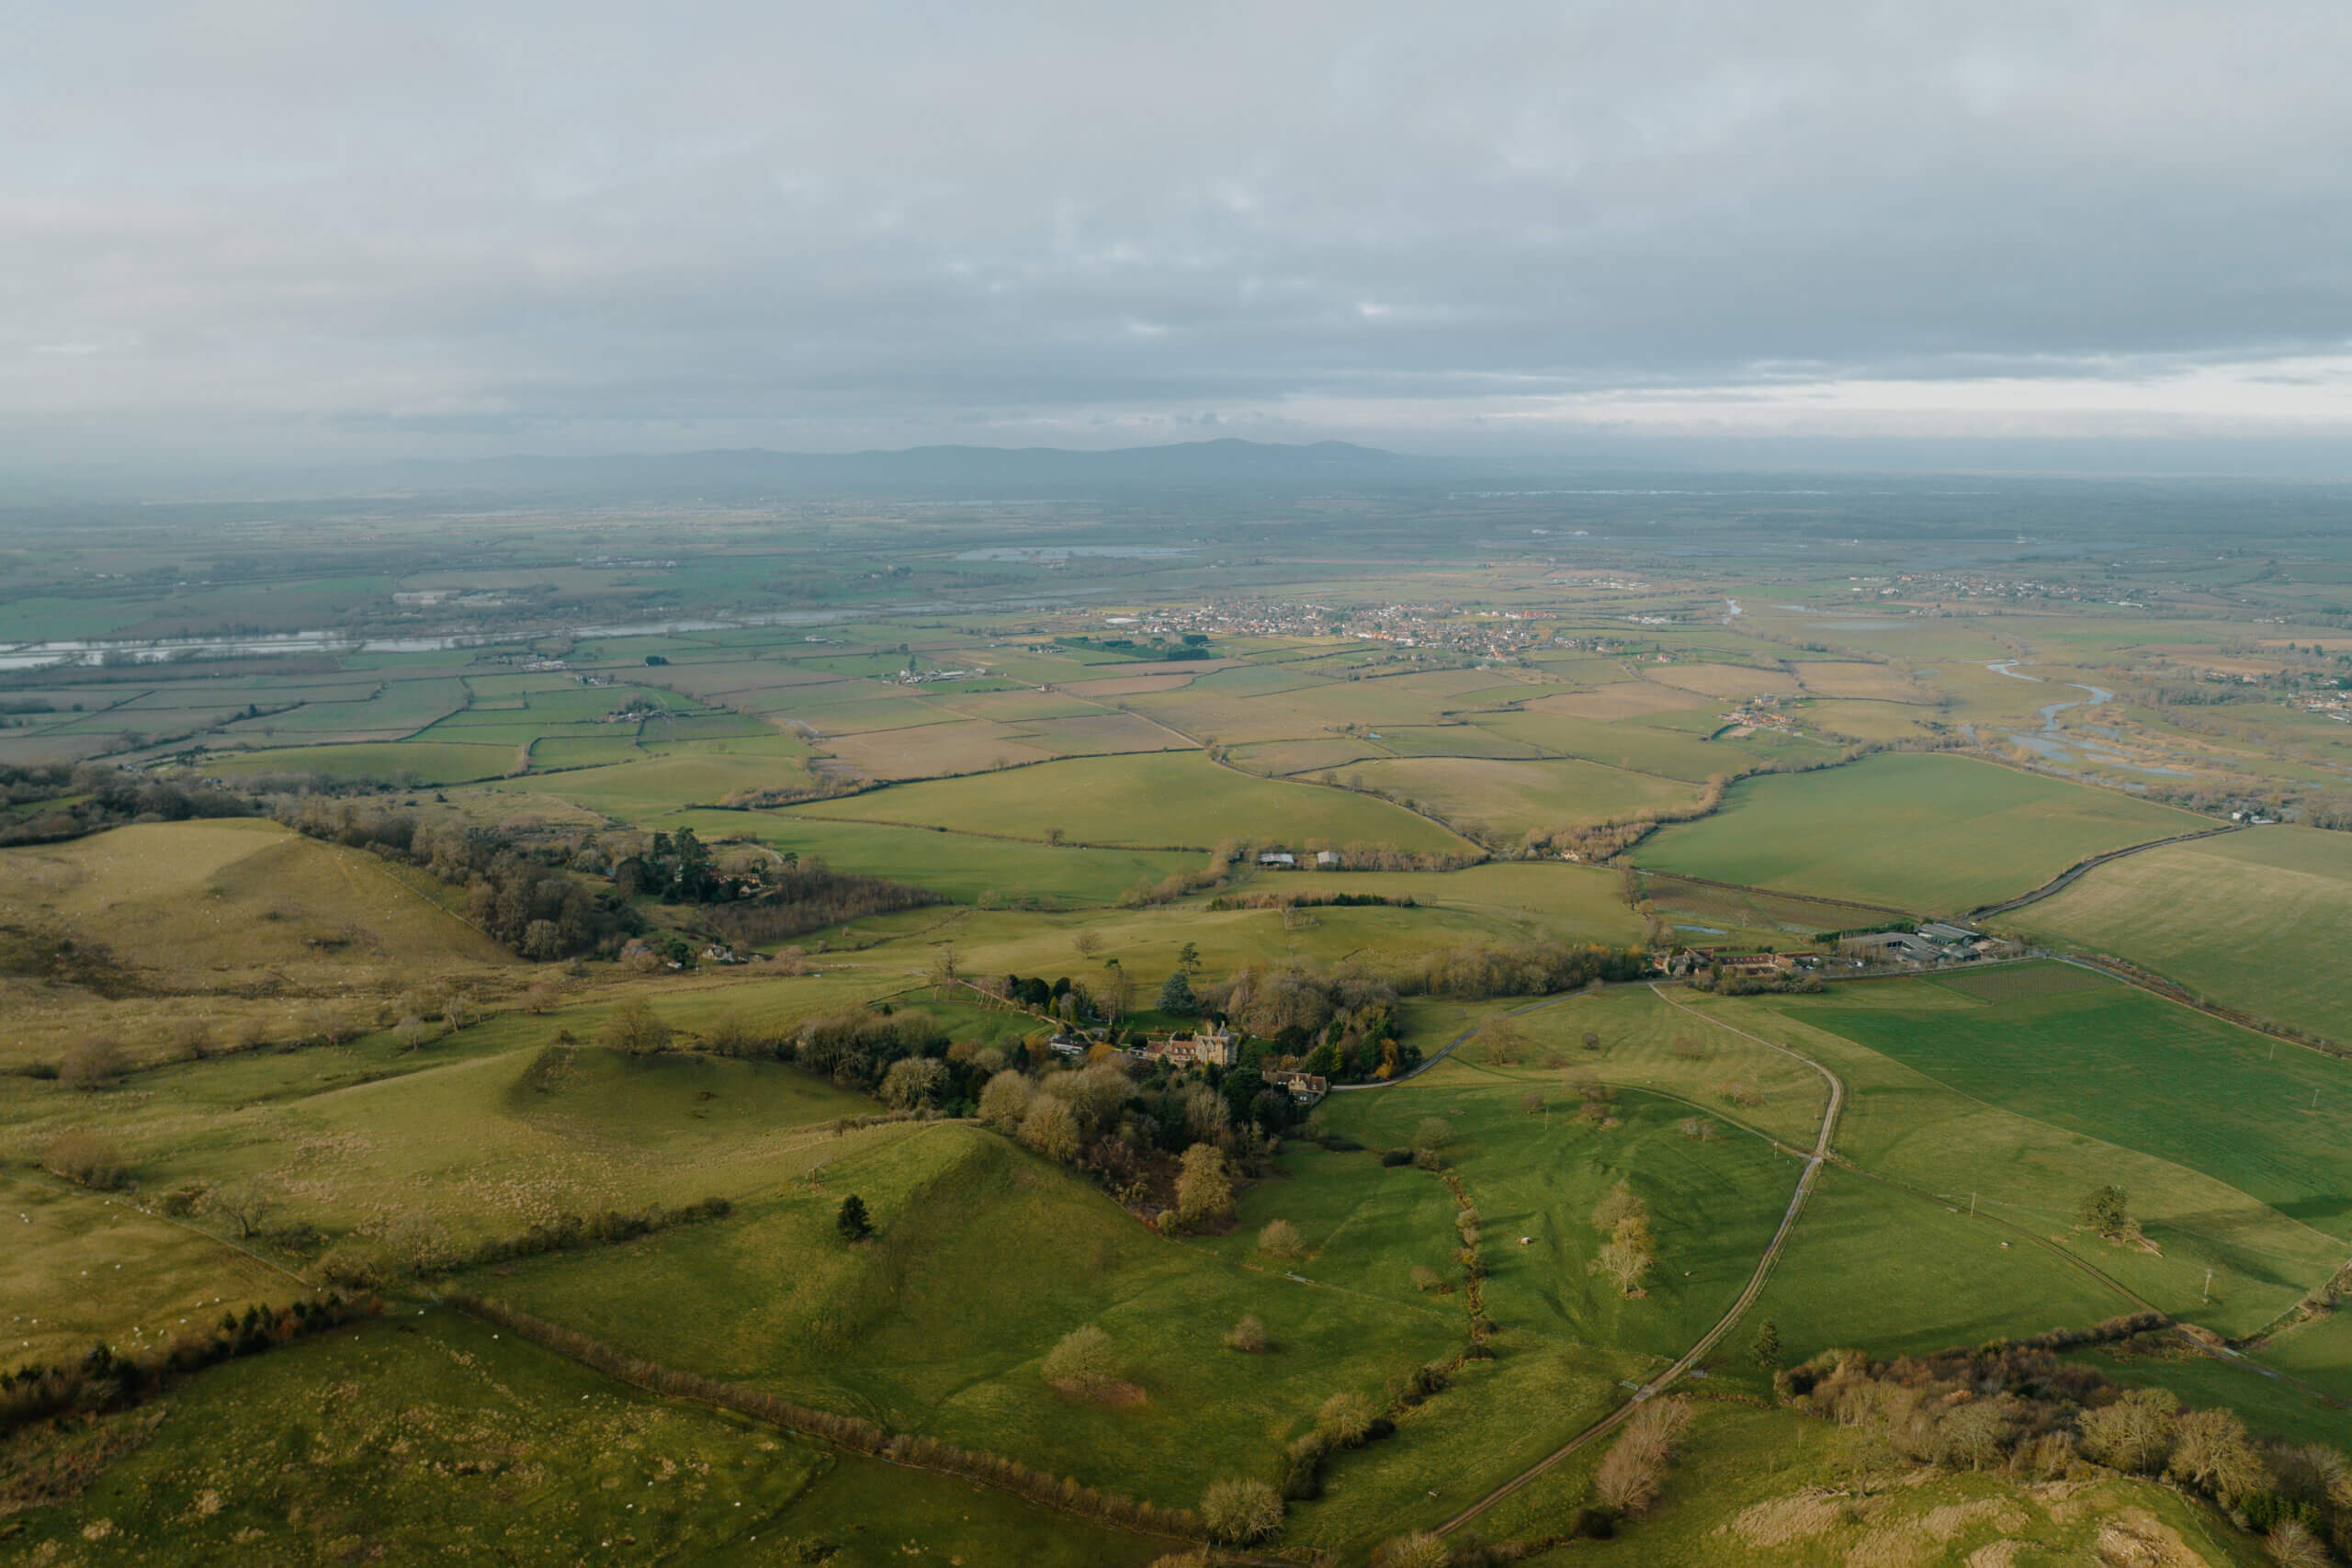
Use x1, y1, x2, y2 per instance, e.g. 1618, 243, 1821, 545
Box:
1177, 1143, 1235, 1225
1593, 1395, 1690, 1512
978, 1069, 1033, 1132
207, 1177, 279, 1239
1018, 1097, 1081, 1162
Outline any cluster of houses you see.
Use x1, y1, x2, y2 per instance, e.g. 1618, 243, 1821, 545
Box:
1037, 1022, 1329, 1104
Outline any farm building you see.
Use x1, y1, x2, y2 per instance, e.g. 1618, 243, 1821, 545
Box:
1839, 931, 1942, 964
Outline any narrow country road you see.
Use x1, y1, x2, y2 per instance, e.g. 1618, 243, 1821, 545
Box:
1432, 984, 1844, 1538
1965, 822, 2246, 920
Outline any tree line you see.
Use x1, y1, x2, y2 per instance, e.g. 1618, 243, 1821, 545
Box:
0, 762, 254, 847
1, 1295, 378, 1438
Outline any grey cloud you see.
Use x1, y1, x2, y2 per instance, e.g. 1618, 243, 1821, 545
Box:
6, 0, 2352, 464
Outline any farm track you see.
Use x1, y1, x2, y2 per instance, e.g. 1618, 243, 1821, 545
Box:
1431, 985, 1843, 1538
2048, 951, 2345, 1061
1966, 822, 2248, 919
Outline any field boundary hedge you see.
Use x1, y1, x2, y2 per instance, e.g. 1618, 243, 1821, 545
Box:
442, 1293, 1206, 1543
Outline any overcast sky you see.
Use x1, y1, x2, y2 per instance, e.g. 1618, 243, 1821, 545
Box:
10, 0, 2352, 470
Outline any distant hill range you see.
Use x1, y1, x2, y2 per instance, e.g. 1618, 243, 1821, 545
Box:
384, 437, 1440, 497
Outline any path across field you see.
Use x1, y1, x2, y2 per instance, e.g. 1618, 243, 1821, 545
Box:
1432, 985, 1844, 1537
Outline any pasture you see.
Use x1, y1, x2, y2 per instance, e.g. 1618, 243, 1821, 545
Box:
206, 739, 519, 784
2010, 824, 2352, 1043
789, 750, 1475, 852
1720, 974, 2352, 1338
1634, 752, 2205, 912
1343, 756, 1703, 842
462, 1122, 1463, 1513
3, 1310, 1163, 1566
0, 818, 514, 1068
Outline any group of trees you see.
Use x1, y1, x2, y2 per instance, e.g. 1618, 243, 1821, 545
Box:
611, 827, 747, 903
1589, 1180, 1657, 1296
1781, 1336, 2352, 1563
276, 804, 639, 959
702, 861, 940, 946
975, 1053, 1284, 1211
0, 1295, 378, 1437
0, 762, 254, 847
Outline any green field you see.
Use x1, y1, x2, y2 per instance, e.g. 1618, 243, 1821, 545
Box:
2013, 824, 2352, 1043
1716, 972, 2352, 1340
462, 1123, 1462, 1513
790, 750, 1476, 852
1634, 752, 2204, 911
1345, 755, 1703, 841
663, 809, 1202, 906
208, 739, 519, 784
1786, 978, 2352, 1235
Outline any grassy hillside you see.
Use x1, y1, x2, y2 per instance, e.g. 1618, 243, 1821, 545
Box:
460, 1123, 1462, 1512
1634, 752, 2204, 912
4, 1311, 1164, 1566
0, 818, 514, 1069
2011, 824, 2352, 1043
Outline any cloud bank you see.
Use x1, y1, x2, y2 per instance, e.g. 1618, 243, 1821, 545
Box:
8, 0, 2352, 468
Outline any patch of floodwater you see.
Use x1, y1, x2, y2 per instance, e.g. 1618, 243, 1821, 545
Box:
953, 545, 1193, 561
1813, 619, 1905, 630
1674, 925, 1729, 935
1985, 660, 2188, 778
0, 598, 1083, 671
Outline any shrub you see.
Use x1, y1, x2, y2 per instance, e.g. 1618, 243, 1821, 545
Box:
1282, 1431, 1329, 1499
1372, 1533, 1452, 1568
1043, 1325, 1120, 1397
703, 1011, 764, 1056
1410, 1265, 1445, 1292
1199, 1477, 1283, 1544
1258, 1219, 1306, 1262
44, 1131, 130, 1190
1224, 1314, 1271, 1353
1412, 1116, 1453, 1151
1317, 1391, 1375, 1446
58, 1037, 123, 1089
311, 1247, 388, 1292
600, 998, 672, 1055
